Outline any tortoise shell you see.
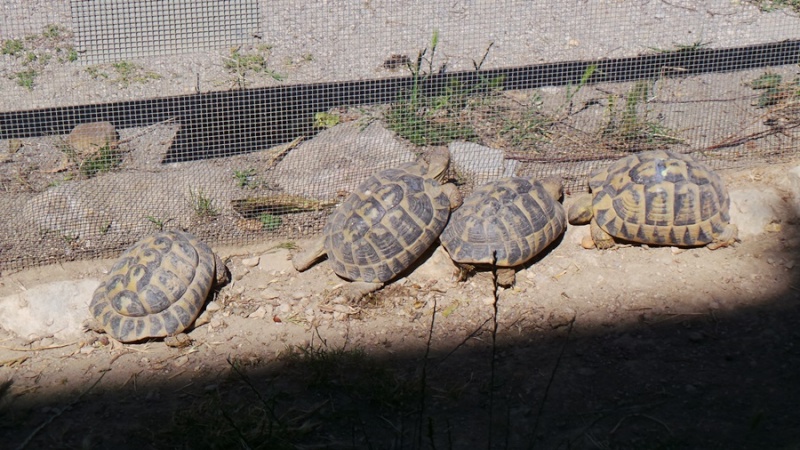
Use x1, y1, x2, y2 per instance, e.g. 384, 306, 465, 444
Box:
89, 230, 226, 342
580, 150, 733, 247
323, 160, 453, 283
441, 177, 566, 267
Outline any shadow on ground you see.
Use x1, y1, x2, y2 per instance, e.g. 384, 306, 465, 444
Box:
2, 250, 800, 450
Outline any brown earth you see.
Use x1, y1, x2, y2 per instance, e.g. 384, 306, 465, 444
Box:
1, 161, 799, 449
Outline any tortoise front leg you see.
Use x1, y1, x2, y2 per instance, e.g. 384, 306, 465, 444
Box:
590, 218, 616, 250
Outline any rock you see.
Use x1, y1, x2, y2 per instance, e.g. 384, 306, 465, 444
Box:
728, 188, 790, 238
67, 122, 120, 158
23, 164, 240, 240
405, 246, 458, 285
787, 165, 800, 214
256, 248, 293, 273
273, 121, 416, 198
547, 307, 576, 329
205, 300, 222, 312
248, 305, 270, 319
241, 256, 260, 267
0, 279, 100, 341
449, 141, 518, 185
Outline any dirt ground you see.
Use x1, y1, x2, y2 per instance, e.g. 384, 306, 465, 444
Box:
0, 161, 799, 449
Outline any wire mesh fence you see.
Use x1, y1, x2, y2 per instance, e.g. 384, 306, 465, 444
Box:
1, 0, 799, 271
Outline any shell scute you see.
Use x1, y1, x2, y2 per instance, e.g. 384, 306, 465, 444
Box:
585, 150, 733, 247
441, 177, 567, 268
89, 230, 224, 342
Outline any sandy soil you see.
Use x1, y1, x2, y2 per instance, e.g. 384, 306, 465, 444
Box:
1, 161, 799, 449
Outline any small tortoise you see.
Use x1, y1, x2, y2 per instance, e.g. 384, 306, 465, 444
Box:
293, 147, 462, 299
440, 177, 567, 287
568, 150, 737, 250
87, 230, 229, 343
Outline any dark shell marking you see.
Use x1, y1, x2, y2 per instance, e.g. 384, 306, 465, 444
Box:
324, 166, 451, 283
441, 178, 567, 266
589, 150, 730, 246
89, 230, 217, 342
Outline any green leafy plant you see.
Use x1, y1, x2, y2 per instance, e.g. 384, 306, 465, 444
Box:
601, 80, 681, 150
146, 215, 172, 231
259, 213, 282, 231
86, 61, 161, 86
2, 39, 24, 56
224, 46, 285, 87
313, 112, 340, 129
233, 168, 257, 188
748, 72, 800, 108
79, 144, 122, 178
748, 0, 800, 12
14, 69, 37, 90
385, 30, 503, 146
188, 188, 218, 217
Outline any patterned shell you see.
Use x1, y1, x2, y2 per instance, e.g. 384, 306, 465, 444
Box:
441, 178, 567, 266
323, 163, 451, 283
89, 230, 218, 342
589, 150, 731, 246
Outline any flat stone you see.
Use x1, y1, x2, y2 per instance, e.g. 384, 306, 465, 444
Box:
728, 187, 790, 238
449, 141, 518, 185
67, 122, 119, 157
0, 279, 100, 341
273, 121, 416, 198
256, 248, 294, 273
241, 256, 260, 267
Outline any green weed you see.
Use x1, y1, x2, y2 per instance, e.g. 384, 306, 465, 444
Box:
146, 215, 172, 231
748, 0, 800, 12
14, 69, 37, 90
313, 112, 340, 129
385, 30, 502, 146
233, 168, 257, 188
86, 61, 161, 86
748, 72, 799, 108
189, 188, 218, 217
259, 213, 282, 231
2, 39, 24, 56
601, 80, 681, 150
79, 144, 122, 177
275, 241, 298, 250
225, 46, 285, 87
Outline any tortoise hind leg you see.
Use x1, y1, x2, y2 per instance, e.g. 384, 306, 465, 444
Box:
496, 268, 516, 287
707, 223, 739, 250
340, 281, 384, 302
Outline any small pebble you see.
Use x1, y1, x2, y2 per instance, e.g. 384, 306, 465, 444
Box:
205, 301, 221, 312
580, 235, 595, 249
260, 288, 281, 299
241, 256, 260, 267
173, 355, 189, 367
248, 306, 269, 319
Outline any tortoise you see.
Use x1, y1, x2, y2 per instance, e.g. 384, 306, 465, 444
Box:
292, 147, 462, 300
440, 177, 567, 287
87, 230, 229, 343
568, 150, 737, 250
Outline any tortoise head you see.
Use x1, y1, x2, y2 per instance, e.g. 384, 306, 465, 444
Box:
425, 147, 451, 183
538, 177, 564, 201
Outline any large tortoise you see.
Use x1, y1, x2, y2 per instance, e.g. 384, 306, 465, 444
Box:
568, 150, 737, 250
292, 147, 462, 299
440, 177, 567, 287
87, 230, 229, 342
